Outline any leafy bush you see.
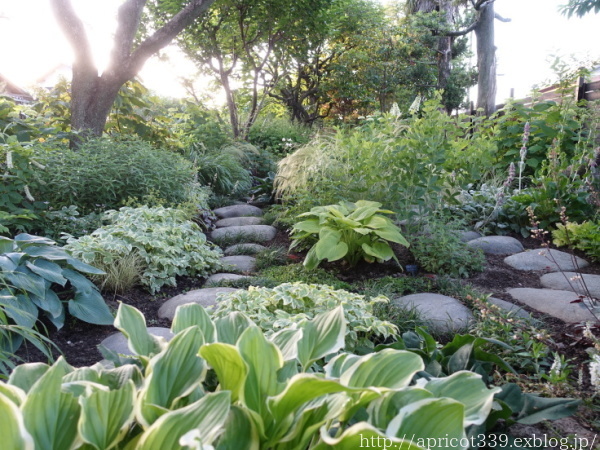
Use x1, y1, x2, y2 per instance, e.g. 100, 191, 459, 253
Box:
65, 206, 222, 293
291, 200, 409, 269
248, 115, 311, 157
212, 282, 397, 350
553, 221, 600, 262
0, 234, 113, 332
36, 206, 103, 243
32, 137, 196, 213
409, 219, 485, 278
258, 263, 352, 291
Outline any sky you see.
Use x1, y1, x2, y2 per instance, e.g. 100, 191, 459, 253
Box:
0, 0, 598, 103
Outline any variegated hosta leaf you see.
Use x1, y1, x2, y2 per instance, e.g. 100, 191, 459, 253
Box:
7, 362, 49, 393
419, 371, 502, 426
115, 303, 163, 357
136, 391, 231, 450
324, 353, 360, 379
312, 422, 427, 450
78, 381, 136, 449
216, 405, 261, 450
339, 349, 424, 389
367, 388, 433, 429
270, 328, 303, 361
215, 312, 255, 345
199, 342, 247, 403
137, 327, 205, 427
171, 303, 216, 342
297, 306, 346, 370
0, 392, 34, 450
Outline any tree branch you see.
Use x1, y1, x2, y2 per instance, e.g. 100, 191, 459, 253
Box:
110, 0, 146, 68
443, 19, 480, 37
494, 13, 511, 22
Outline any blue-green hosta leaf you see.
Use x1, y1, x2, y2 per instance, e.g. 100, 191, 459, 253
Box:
5, 269, 46, 299
216, 405, 260, 450
66, 257, 106, 275
24, 259, 67, 286
215, 312, 255, 345
420, 371, 502, 426
1, 293, 38, 328
8, 362, 49, 393
115, 303, 163, 357
137, 391, 230, 450
21, 358, 81, 450
14, 234, 55, 245
30, 290, 62, 319
0, 392, 34, 450
45, 306, 65, 330
22, 245, 70, 260
367, 388, 433, 429
386, 398, 467, 449
68, 289, 114, 325
297, 306, 346, 370
138, 327, 206, 427
78, 381, 136, 450
171, 303, 216, 342
238, 326, 283, 419
361, 242, 394, 261
199, 343, 247, 403
0, 255, 17, 271
340, 349, 424, 389
312, 422, 427, 450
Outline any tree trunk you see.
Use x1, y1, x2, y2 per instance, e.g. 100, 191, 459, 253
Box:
474, 1, 497, 116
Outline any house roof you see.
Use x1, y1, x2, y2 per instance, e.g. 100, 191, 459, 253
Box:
0, 72, 34, 103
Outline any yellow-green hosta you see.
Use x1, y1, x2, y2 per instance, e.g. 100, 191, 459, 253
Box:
0, 303, 533, 449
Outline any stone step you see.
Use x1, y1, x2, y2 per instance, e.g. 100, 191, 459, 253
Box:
540, 272, 600, 299
391, 293, 473, 334
460, 231, 482, 242
210, 225, 277, 244
220, 255, 256, 274
99, 327, 174, 356
504, 248, 589, 272
487, 297, 532, 319
215, 216, 264, 228
224, 243, 267, 256
158, 287, 238, 320
506, 287, 596, 323
205, 273, 251, 286
466, 236, 524, 255
213, 204, 263, 219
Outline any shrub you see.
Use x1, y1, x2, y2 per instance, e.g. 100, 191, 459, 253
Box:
248, 115, 311, 157
32, 136, 196, 213
211, 282, 397, 350
0, 234, 113, 332
65, 206, 222, 293
553, 221, 600, 262
290, 200, 409, 269
258, 263, 352, 291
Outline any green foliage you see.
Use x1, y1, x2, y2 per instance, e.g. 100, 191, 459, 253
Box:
65, 206, 222, 293
291, 200, 409, 269
0, 233, 113, 332
248, 116, 312, 157
258, 263, 352, 291
212, 282, 397, 351
33, 136, 196, 214
553, 221, 600, 262
408, 219, 485, 278
560, 0, 600, 17
36, 206, 103, 244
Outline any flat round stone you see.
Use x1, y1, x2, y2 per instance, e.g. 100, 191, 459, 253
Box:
205, 273, 251, 286
540, 272, 600, 299
507, 288, 596, 323
100, 327, 173, 356
215, 216, 264, 228
210, 225, 277, 243
158, 287, 238, 320
504, 248, 589, 272
467, 236, 524, 255
460, 231, 482, 242
220, 255, 256, 274
486, 297, 532, 319
224, 243, 267, 256
213, 204, 263, 219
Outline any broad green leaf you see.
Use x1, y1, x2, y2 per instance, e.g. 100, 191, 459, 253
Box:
215, 312, 255, 345
297, 306, 346, 370
238, 326, 283, 418
364, 215, 392, 229
367, 388, 433, 429
199, 343, 247, 403
5, 269, 46, 299
347, 205, 380, 221
78, 381, 136, 450
315, 228, 347, 261
373, 227, 410, 247
216, 405, 260, 450
303, 245, 320, 270
22, 358, 81, 450
1, 293, 38, 328
420, 371, 502, 426
270, 328, 303, 361
14, 234, 55, 245
137, 391, 230, 450
517, 394, 580, 425
312, 422, 427, 450
0, 237, 13, 253
25, 259, 67, 286
8, 362, 49, 392
340, 349, 424, 389
115, 303, 162, 357
30, 290, 62, 319
293, 219, 321, 234
0, 383, 26, 406
324, 353, 360, 378
386, 398, 467, 449
138, 327, 205, 427
66, 257, 106, 275
68, 289, 114, 325
0, 392, 34, 450
171, 303, 216, 342
0, 255, 17, 271
22, 245, 70, 260
361, 242, 394, 261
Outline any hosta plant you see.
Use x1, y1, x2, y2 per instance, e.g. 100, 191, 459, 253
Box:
212, 282, 398, 351
1, 302, 519, 449
65, 206, 222, 293
0, 233, 113, 331
290, 200, 409, 269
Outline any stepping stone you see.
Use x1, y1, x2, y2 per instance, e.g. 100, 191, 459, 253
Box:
467, 236, 524, 255
506, 288, 597, 323
487, 297, 532, 319
391, 293, 474, 334
504, 248, 589, 272
220, 255, 256, 274
460, 231, 482, 242
215, 216, 264, 228
213, 204, 263, 219
99, 327, 173, 356
158, 287, 238, 320
205, 273, 251, 286
540, 272, 600, 299
210, 225, 277, 243
224, 243, 267, 256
